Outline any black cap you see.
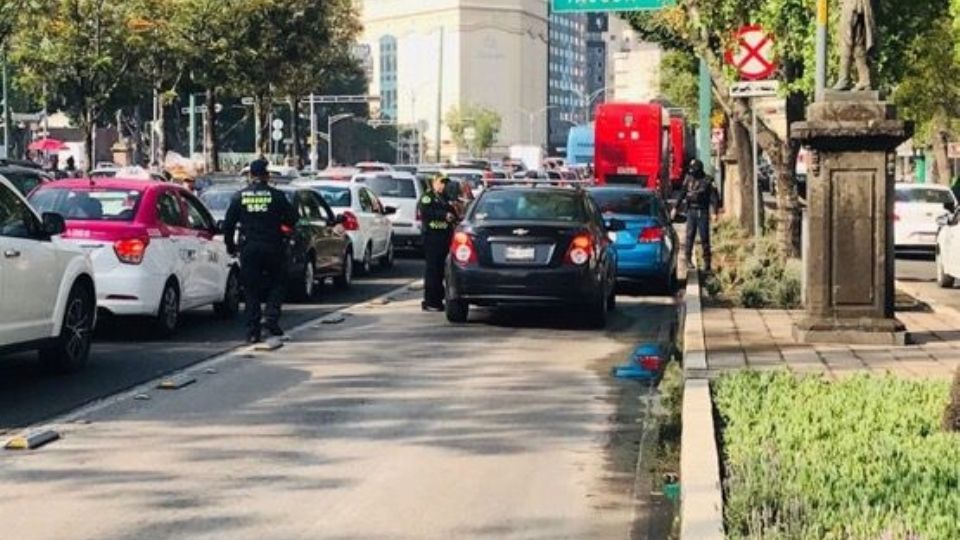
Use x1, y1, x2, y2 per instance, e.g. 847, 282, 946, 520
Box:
249, 158, 270, 178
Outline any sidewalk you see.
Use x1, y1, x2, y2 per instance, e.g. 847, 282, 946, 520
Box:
701, 304, 960, 380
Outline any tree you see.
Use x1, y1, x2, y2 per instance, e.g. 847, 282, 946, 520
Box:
0, 0, 23, 49
445, 103, 502, 158
659, 50, 700, 123
895, 15, 960, 185
11, 0, 140, 170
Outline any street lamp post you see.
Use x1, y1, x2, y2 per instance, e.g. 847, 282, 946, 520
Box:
571, 87, 608, 122
327, 113, 355, 168
519, 106, 557, 146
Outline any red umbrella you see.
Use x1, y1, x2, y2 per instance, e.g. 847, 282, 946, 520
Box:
28, 138, 68, 152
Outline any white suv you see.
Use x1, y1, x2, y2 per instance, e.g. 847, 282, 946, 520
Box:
0, 175, 96, 372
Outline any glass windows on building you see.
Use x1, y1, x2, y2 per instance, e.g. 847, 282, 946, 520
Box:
379, 35, 397, 120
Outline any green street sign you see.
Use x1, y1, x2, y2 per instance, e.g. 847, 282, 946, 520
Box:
551, 0, 675, 13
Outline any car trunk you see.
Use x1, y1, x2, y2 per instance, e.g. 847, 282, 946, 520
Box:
61, 221, 151, 271
380, 196, 418, 228
896, 201, 944, 236
470, 222, 584, 268
605, 214, 660, 249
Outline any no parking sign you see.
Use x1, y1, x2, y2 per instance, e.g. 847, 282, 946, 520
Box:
725, 25, 777, 81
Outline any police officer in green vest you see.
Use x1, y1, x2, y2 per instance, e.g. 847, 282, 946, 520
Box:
418, 174, 458, 311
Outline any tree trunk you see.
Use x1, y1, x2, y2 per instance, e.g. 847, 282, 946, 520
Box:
155, 86, 166, 167
730, 116, 755, 234
930, 112, 951, 186
254, 93, 271, 156
83, 107, 95, 172
205, 87, 220, 172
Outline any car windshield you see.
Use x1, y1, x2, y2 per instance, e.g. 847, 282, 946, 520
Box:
2, 171, 44, 195
200, 189, 240, 212
896, 188, 954, 205
30, 187, 143, 221
446, 172, 483, 189
589, 190, 659, 216
361, 176, 417, 199
315, 186, 352, 207
473, 190, 585, 222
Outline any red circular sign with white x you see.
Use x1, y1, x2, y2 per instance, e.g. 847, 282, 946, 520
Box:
725, 25, 777, 81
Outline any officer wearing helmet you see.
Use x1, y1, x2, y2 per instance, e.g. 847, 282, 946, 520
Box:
676, 158, 720, 272
223, 158, 298, 343
418, 174, 458, 311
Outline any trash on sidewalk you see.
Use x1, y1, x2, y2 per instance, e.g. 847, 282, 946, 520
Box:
612, 343, 667, 381
320, 314, 346, 325
4, 429, 60, 451
157, 374, 197, 390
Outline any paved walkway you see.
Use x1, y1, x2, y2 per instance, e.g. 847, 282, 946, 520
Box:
702, 304, 960, 380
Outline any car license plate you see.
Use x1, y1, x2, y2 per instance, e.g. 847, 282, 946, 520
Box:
504, 245, 536, 261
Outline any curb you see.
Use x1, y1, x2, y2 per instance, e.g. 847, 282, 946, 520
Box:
895, 279, 960, 326
679, 269, 725, 540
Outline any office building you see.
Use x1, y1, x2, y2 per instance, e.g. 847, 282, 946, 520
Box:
546, 9, 587, 156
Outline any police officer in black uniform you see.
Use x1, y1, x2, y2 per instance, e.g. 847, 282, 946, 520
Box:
676, 158, 720, 272
418, 174, 457, 311
223, 158, 299, 343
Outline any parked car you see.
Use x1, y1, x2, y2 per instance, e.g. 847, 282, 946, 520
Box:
0, 162, 52, 196
895, 183, 957, 253
293, 180, 395, 274
444, 186, 622, 327
199, 184, 354, 297
352, 172, 425, 250
587, 187, 679, 293
442, 168, 485, 198
355, 161, 394, 173
0, 175, 97, 371
29, 178, 240, 336
935, 200, 960, 287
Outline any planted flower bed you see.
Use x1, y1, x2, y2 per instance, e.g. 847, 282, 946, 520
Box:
714, 372, 960, 539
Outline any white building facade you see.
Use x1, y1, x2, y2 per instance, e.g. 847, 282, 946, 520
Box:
359, 0, 549, 161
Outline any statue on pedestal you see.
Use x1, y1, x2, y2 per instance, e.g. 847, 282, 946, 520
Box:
833, 0, 876, 91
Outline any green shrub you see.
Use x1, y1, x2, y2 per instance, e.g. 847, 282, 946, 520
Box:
715, 372, 960, 540
708, 219, 801, 309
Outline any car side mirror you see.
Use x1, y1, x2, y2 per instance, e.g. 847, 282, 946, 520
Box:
945, 201, 957, 214
215, 220, 225, 234
606, 218, 627, 232
937, 214, 951, 228
42, 212, 66, 236
384, 206, 398, 216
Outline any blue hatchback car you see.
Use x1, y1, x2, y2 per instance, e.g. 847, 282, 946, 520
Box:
587, 187, 679, 293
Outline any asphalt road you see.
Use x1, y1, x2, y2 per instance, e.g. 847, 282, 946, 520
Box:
0, 281, 679, 539
0, 258, 424, 433
895, 253, 960, 310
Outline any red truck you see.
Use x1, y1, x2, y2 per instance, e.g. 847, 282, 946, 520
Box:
669, 113, 694, 190
594, 103, 670, 196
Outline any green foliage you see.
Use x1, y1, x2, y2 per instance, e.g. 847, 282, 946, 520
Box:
659, 50, 700, 124
445, 103, 502, 157
715, 371, 960, 539
707, 218, 801, 309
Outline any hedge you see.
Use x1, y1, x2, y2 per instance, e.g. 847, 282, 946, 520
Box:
714, 372, 960, 539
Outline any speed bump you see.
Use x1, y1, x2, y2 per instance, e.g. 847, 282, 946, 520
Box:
5, 430, 60, 450
157, 374, 196, 390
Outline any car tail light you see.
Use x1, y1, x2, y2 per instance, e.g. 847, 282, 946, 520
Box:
114, 237, 149, 265
565, 234, 594, 265
415, 206, 422, 222
639, 226, 665, 243
637, 355, 663, 371
450, 231, 477, 266
341, 211, 360, 231
280, 224, 294, 235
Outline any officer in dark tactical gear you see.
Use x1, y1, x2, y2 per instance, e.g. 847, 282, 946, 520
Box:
676, 158, 720, 272
223, 158, 299, 343
418, 174, 458, 312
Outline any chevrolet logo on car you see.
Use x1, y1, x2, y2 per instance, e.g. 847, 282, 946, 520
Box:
513, 229, 530, 236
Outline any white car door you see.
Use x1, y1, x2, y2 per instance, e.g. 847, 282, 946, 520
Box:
361, 188, 389, 257
355, 186, 378, 256
155, 189, 202, 309
182, 191, 228, 304
0, 184, 62, 344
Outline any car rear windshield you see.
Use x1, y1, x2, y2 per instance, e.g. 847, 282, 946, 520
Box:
361, 176, 417, 198
29, 187, 143, 221
200, 189, 239, 212
895, 188, 954, 205
315, 186, 352, 207
589, 190, 660, 216
473, 190, 585, 222
2, 171, 45, 195
446, 172, 483, 189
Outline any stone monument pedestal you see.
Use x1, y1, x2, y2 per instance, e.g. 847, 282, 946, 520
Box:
791, 91, 913, 346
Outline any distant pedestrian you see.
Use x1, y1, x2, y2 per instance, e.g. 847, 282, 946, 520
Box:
418, 174, 457, 311
676, 158, 720, 272
65, 156, 77, 175
223, 158, 299, 343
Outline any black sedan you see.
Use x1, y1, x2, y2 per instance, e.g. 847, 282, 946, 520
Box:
444, 187, 623, 328
200, 184, 353, 300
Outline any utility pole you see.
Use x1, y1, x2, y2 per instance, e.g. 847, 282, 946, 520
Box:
698, 59, 712, 175
188, 93, 197, 157
309, 93, 318, 170
2, 53, 9, 159
815, 0, 828, 102
434, 26, 444, 163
